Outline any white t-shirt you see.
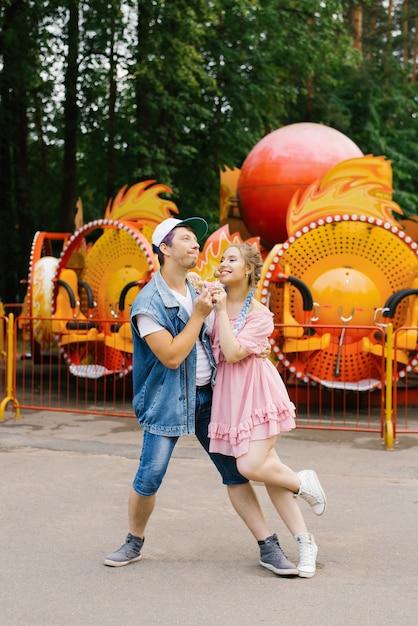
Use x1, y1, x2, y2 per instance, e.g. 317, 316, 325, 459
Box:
135, 288, 213, 386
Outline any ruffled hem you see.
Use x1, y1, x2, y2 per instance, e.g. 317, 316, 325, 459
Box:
208, 401, 296, 453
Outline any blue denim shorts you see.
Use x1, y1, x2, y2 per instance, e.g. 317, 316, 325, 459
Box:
132, 384, 248, 496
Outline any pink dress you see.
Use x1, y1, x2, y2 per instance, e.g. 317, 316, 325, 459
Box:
208, 309, 296, 458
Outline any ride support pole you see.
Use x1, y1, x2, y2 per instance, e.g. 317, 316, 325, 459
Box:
0, 313, 21, 421
0, 302, 5, 355
384, 322, 394, 450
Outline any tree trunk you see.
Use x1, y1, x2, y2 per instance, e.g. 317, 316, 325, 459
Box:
0, 0, 31, 301
412, 17, 418, 84
106, 20, 117, 201
402, 1, 409, 74
351, 2, 363, 51
59, 0, 79, 233
135, 1, 151, 174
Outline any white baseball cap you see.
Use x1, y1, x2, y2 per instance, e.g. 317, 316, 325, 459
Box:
152, 217, 208, 250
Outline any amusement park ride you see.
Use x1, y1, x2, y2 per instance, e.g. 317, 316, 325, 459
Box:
19, 123, 418, 392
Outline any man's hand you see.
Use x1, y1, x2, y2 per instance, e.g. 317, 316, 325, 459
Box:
193, 287, 214, 318
257, 344, 271, 359
145, 288, 214, 370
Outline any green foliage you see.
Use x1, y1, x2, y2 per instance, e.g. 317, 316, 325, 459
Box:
0, 0, 417, 300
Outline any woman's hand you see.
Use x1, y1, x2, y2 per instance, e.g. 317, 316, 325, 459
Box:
211, 283, 227, 311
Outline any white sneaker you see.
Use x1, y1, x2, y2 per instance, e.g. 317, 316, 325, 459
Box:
294, 533, 318, 578
297, 469, 327, 515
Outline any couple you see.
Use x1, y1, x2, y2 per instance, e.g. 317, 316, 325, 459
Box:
104, 217, 327, 578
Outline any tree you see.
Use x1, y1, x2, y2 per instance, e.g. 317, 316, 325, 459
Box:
326, 1, 418, 215
0, 0, 35, 301
1, 0, 417, 301
59, 0, 80, 232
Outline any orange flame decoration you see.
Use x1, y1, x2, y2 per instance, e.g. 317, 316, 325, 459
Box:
219, 166, 241, 222
196, 225, 260, 282
104, 180, 179, 225
286, 155, 403, 236
74, 197, 84, 230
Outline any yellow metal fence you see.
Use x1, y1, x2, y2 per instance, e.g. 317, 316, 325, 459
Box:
1, 312, 418, 450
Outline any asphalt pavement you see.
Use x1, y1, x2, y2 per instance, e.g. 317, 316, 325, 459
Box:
1, 408, 417, 625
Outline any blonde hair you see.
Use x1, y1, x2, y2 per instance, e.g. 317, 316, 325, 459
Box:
224, 243, 263, 288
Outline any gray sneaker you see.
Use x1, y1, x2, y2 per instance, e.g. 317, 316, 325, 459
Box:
259, 534, 298, 576
104, 533, 144, 567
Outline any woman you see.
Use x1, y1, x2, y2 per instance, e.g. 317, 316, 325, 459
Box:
206, 243, 327, 578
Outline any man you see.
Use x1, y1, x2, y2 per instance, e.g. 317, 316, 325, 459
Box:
104, 217, 324, 574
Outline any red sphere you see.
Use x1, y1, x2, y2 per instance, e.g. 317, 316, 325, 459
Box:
237, 123, 363, 248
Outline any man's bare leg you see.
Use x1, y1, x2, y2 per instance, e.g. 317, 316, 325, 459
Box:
104, 488, 153, 567
128, 488, 155, 538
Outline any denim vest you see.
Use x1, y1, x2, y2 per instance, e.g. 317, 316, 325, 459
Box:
130, 270, 216, 436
